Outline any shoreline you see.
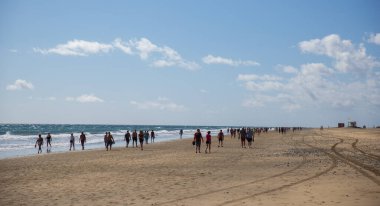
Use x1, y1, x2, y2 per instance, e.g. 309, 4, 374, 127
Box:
0, 124, 229, 160
0, 135, 193, 160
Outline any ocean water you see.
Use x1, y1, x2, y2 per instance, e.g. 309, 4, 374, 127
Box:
0, 124, 228, 159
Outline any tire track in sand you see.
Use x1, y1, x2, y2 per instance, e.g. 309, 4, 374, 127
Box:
352, 139, 380, 161
216, 133, 338, 206
154, 134, 307, 206
331, 138, 380, 182
317, 133, 380, 186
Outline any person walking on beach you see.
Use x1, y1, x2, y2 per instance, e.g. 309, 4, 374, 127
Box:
79, 132, 86, 150
205, 131, 212, 154
246, 128, 253, 148
179, 129, 183, 139
150, 130, 155, 143
240, 128, 247, 148
194, 129, 203, 153
69, 133, 75, 151
218, 130, 224, 147
144, 131, 149, 144
132, 130, 138, 148
35, 134, 44, 154
124, 131, 131, 148
106, 132, 115, 151
46, 133, 52, 148
138, 130, 144, 150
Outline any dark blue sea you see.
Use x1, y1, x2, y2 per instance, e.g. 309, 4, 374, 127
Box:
0, 124, 228, 159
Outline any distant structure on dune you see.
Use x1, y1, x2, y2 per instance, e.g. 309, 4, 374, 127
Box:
338, 123, 345, 128
348, 121, 357, 128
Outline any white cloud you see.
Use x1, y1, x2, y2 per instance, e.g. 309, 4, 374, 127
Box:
113, 38, 132, 54
368, 33, 380, 45
34, 37, 199, 70
243, 94, 301, 112
6, 79, 34, 91
237, 74, 282, 81
239, 62, 380, 111
239, 34, 380, 112
130, 97, 185, 111
237, 74, 284, 91
152, 60, 175, 67
202, 55, 260, 67
244, 81, 284, 91
131, 38, 159, 60
66, 94, 104, 103
277, 65, 298, 74
200, 89, 208, 93
10, 49, 18, 53
299, 63, 334, 76
299, 34, 380, 72
34, 39, 113, 56
128, 38, 199, 70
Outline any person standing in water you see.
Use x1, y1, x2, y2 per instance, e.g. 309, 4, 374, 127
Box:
124, 131, 131, 148
35, 134, 44, 154
150, 130, 155, 143
79, 132, 86, 150
218, 130, 224, 147
138, 130, 144, 150
194, 129, 203, 153
104, 132, 108, 148
106, 132, 115, 151
144, 131, 149, 144
46, 133, 52, 148
205, 131, 212, 154
179, 129, 183, 139
69, 133, 75, 151
132, 130, 138, 148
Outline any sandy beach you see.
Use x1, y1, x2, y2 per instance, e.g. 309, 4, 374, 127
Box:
0, 128, 379, 206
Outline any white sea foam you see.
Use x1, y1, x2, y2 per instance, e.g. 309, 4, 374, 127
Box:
0, 125, 229, 158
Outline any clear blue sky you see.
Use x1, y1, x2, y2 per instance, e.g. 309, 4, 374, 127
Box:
1, 0, 379, 127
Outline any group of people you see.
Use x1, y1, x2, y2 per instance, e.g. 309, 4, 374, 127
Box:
34, 133, 53, 154
193, 127, 260, 154
227, 127, 268, 139
103, 132, 114, 151
193, 129, 225, 154
123, 130, 155, 151
37, 127, 300, 155
237, 127, 255, 148
34, 129, 158, 154
69, 132, 87, 151
35, 132, 87, 154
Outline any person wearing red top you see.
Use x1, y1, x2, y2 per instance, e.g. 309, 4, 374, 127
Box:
205, 131, 212, 154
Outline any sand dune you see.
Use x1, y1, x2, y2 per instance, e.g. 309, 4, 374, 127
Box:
0, 128, 379, 205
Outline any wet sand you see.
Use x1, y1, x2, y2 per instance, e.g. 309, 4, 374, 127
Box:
0, 128, 379, 205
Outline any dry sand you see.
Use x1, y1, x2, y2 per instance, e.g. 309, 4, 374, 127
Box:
0, 128, 379, 206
